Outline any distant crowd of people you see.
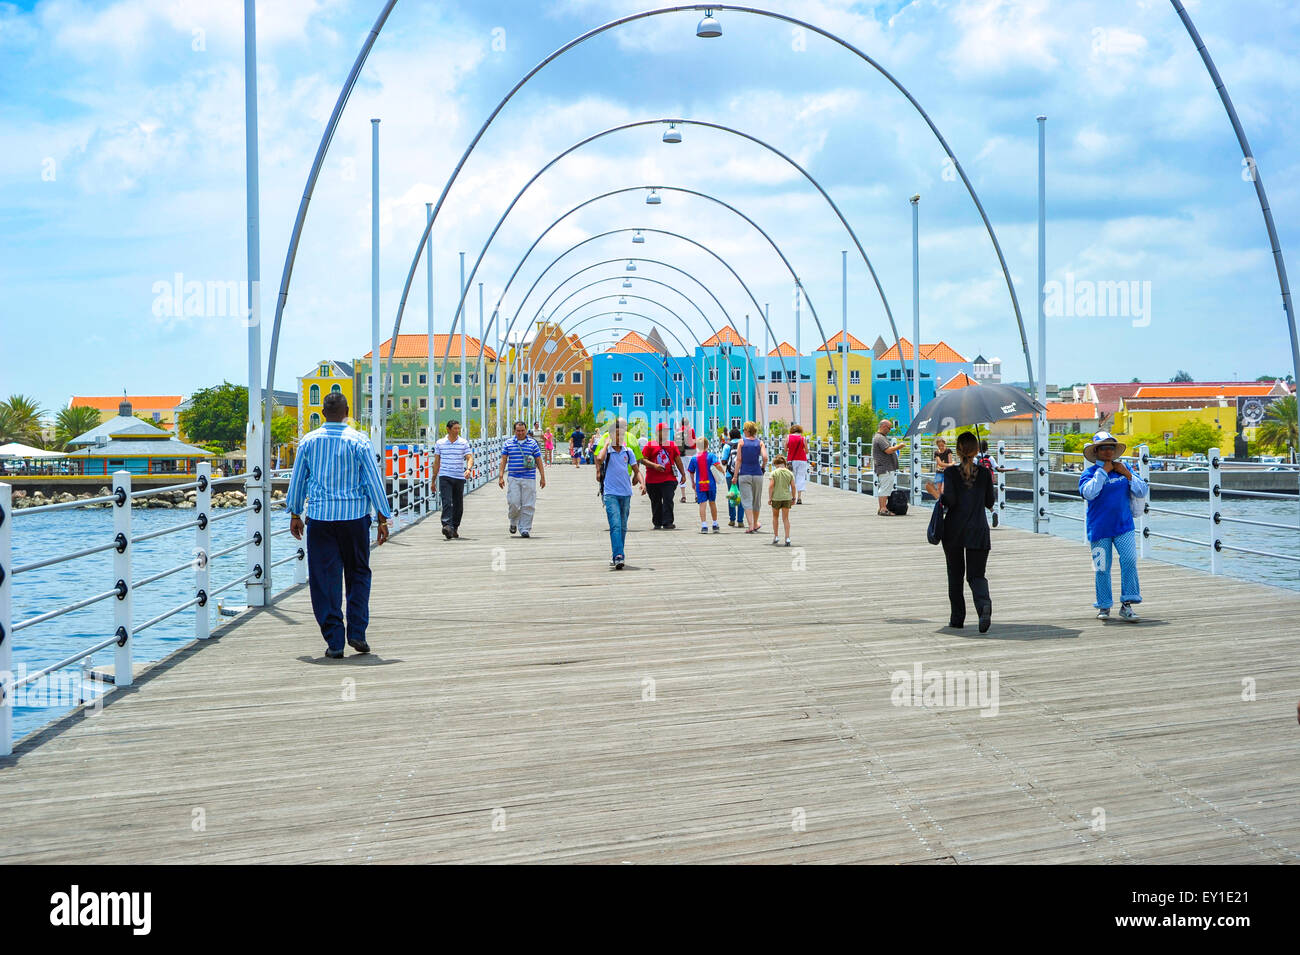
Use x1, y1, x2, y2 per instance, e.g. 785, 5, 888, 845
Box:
287, 395, 1149, 656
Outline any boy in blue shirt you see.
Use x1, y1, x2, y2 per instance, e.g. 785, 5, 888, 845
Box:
686, 436, 726, 533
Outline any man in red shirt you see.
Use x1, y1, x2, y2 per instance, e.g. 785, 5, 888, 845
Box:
640, 422, 685, 529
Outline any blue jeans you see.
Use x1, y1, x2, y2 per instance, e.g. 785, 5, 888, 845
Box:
1090, 530, 1141, 608
604, 494, 631, 560
306, 515, 373, 652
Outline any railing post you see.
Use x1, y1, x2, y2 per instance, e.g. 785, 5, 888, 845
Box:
1209, 446, 1223, 574
1034, 420, 1050, 533
112, 470, 134, 687
910, 434, 922, 506
0, 482, 13, 756
1137, 443, 1151, 559
996, 439, 1007, 520
195, 462, 211, 640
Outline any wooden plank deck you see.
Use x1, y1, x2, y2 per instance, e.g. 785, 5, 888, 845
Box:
3, 463, 1298, 864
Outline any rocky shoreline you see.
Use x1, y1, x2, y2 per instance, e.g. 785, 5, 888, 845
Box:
10, 487, 287, 510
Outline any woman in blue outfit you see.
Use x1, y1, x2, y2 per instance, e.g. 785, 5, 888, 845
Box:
1078, 431, 1148, 621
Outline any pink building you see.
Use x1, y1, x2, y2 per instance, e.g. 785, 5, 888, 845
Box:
757, 342, 814, 433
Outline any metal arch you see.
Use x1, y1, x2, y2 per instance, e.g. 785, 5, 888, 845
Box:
1170, 0, 1298, 387
495, 228, 798, 406
265, 3, 1035, 405
426, 116, 903, 381
483, 185, 832, 394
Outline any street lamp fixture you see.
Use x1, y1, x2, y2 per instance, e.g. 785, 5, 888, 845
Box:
696, 10, 722, 38
662, 122, 682, 144
633, 229, 645, 243
622, 278, 632, 288
626, 260, 636, 271
646, 189, 661, 204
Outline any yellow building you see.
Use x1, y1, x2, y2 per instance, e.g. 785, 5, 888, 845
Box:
814, 332, 872, 436
1114, 404, 1237, 448
298, 360, 356, 435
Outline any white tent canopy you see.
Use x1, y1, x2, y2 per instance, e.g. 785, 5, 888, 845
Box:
0, 442, 65, 458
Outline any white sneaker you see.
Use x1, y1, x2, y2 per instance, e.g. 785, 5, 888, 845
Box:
1097, 607, 1110, 620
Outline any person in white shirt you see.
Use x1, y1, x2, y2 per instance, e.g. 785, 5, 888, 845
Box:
431, 419, 474, 540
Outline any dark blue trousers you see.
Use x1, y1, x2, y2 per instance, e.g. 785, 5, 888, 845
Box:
306, 515, 372, 653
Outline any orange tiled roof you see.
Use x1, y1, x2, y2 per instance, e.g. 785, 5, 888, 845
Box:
72, 395, 183, 410
702, 326, 749, 347
607, 330, 659, 353
767, 341, 799, 357
362, 334, 497, 361
814, 331, 871, 352
1006, 401, 1099, 421
566, 334, 589, 358
877, 338, 968, 362
1134, 384, 1276, 398
941, 373, 978, 391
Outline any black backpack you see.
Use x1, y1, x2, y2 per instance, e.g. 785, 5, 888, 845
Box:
887, 488, 909, 516
597, 446, 633, 497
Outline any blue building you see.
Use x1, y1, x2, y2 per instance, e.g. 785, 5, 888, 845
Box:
693, 326, 759, 435
873, 337, 938, 429
591, 329, 695, 432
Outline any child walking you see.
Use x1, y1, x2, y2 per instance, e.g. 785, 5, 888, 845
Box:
686, 436, 725, 533
768, 454, 795, 546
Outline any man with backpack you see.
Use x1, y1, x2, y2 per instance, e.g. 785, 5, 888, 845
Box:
597, 418, 641, 569
873, 419, 905, 516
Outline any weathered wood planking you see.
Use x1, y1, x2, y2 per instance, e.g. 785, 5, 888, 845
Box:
2, 465, 1297, 864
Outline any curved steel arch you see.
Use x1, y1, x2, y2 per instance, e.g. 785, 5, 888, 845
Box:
497, 227, 798, 400
262, 3, 1044, 397
425, 116, 902, 380
479, 185, 830, 393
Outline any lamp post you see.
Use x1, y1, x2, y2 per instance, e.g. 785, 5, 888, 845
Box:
910, 194, 921, 505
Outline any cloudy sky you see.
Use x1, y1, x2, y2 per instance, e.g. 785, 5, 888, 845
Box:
2, 0, 1298, 415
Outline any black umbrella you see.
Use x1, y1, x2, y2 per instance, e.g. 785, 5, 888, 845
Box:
904, 383, 1046, 437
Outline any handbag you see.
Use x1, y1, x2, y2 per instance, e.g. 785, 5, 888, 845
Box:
927, 498, 946, 545
1129, 483, 1147, 520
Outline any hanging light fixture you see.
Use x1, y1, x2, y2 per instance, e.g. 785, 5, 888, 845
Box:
626, 260, 636, 271
632, 229, 645, 244
696, 10, 722, 38
662, 122, 682, 144
616, 312, 624, 320
622, 278, 632, 289
618, 296, 627, 305
646, 189, 661, 205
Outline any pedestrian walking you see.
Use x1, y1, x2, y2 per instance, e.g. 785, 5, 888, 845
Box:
569, 425, 586, 468
730, 421, 767, 534
786, 424, 809, 504
598, 417, 641, 569
872, 419, 903, 516
431, 419, 474, 539
939, 431, 995, 632
498, 420, 546, 537
924, 436, 953, 500
719, 427, 745, 526
543, 429, 554, 465
640, 422, 684, 529
286, 393, 391, 658
1079, 430, 1148, 621
686, 435, 725, 533
768, 454, 795, 546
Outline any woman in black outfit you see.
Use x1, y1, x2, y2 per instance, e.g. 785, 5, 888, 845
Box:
940, 431, 995, 632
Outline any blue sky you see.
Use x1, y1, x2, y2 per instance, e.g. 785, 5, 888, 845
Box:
2, 0, 1298, 416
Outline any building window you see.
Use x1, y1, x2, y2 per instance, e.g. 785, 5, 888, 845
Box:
454, 374, 462, 385
849, 370, 861, 384
470, 374, 479, 385
708, 393, 718, 407
850, 394, 862, 406
612, 372, 622, 383
401, 397, 410, 409
489, 374, 497, 384
906, 369, 915, 381
661, 397, 671, 407
319, 364, 329, 377
419, 398, 427, 410
633, 372, 644, 382
453, 398, 461, 409
827, 370, 836, 384
672, 372, 683, 383
385, 399, 393, 412
401, 373, 410, 386
785, 370, 797, 382
555, 396, 565, 408
888, 394, 900, 409
507, 373, 514, 384
418, 373, 427, 386
365, 375, 373, 390
555, 372, 565, 385
438, 398, 445, 409
537, 373, 546, 384
827, 395, 839, 409
310, 413, 321, 428
330, 384, 341, 395
684, 397, 694, 408
730, 367, 741, 381
612, 392, 623, 405
730, 417, 741, 430
768, 392, 779, 406
730, 392, 741, 406
572, 372, 582, 384
470, 398, 479, 409
890, 369, 902, 381
708, 369, 719, 381
309, 384, 321, 404
633, 393, 644, 407
436, 374, 443, 385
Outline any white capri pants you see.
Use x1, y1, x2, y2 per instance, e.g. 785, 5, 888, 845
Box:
790, 459, 809, 492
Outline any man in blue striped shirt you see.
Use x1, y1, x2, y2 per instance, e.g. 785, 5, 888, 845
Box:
497, 420, 545, 536
287, 393, 392, 659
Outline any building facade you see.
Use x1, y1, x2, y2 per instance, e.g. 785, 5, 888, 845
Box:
355, 334, 499, 439
814, 332, 874, 437
298, 360, 355, 435
756, 342, 815, 433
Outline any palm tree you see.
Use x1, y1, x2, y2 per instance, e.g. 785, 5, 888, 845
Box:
0, 394, 47, 445
54, 405, 103, 449
1256, 395, 1298, 457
